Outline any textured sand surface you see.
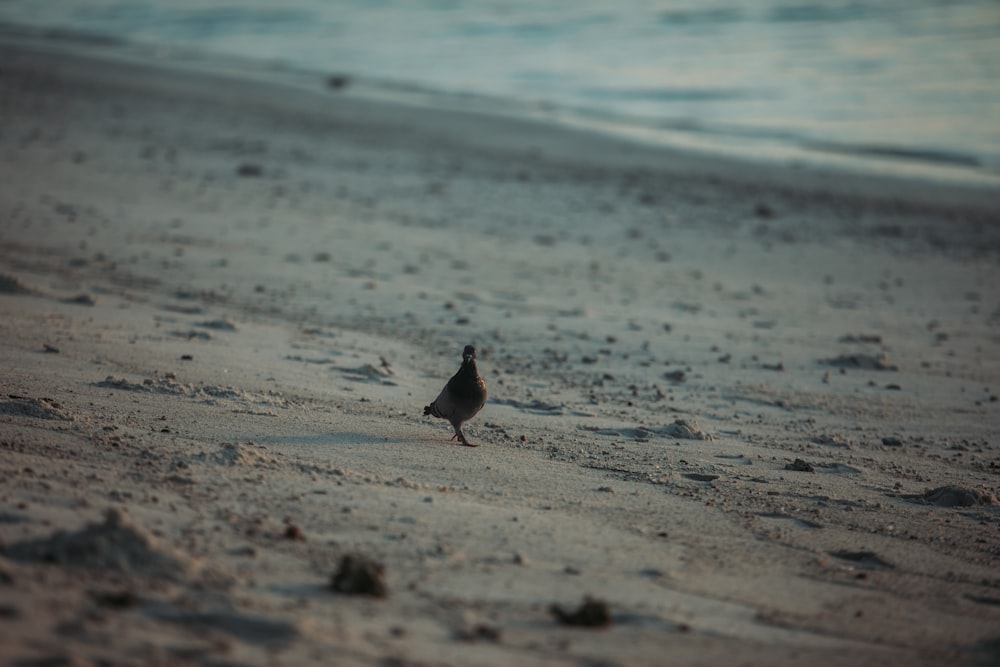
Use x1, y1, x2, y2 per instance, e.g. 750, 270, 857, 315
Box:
1, 37, 999, 667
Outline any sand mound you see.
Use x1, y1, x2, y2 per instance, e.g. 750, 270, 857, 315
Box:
903, 485, 997, 507
657, 419, 713, 441
185, 442, 279, 467
0, 396, 73, 421
96, 376, 289, 409
3, 509, 189, 580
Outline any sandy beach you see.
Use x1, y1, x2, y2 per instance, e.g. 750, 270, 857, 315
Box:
1, 35, 999, 666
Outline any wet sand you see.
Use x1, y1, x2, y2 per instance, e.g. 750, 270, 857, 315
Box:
1, 36, 999, 667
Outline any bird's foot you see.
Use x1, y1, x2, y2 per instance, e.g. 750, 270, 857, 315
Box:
453, 430, 477, 447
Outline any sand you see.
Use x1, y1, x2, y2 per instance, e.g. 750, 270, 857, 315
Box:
1, 35, 999, 667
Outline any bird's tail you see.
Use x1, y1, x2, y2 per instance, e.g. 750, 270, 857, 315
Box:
423, 402, 440, 418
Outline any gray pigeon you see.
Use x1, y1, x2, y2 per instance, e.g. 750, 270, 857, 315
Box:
423, 345, 487, 447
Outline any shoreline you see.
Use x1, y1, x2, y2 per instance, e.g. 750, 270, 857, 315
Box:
3, 23, 1000, 200
1, 33, 999, 667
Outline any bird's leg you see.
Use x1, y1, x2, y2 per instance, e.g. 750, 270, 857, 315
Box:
452, 425, 477, 447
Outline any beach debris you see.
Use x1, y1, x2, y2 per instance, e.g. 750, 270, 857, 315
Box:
785, 458, 815, 472
63, 293, 97, 306
901, 485, 996, 507
173, 329, 212, 340
326, 74, 350, 90
197, 317, 239, 331
423, 345, 487, 447
2, 509, 187, 580
0, 273, 39, 295
881, 437, 903, 447
812, 435, 850, 448
821, 353, 898, 371
456, 622, 502, 642
493, 397, 564, 415
43, 343, 59, 353
683, 473, 720, 482
330, 554, 388, 598
839, 334, 883, 344
754, 202, 776, 218
659, 419, 712, 441
92, 590, 139, 609
550, 596, 611, 628
758, 512, 824, 530
828, 550, 893, 569
664, 369, 687, 382
283, 523, 304, 541
236, 162, 263, 177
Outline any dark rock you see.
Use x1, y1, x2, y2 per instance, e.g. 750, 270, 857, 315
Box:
330, 554, 388, 598
828, 550, 893, 569
821, 353, 898, 371
236, 163, 263, 177
902, 485, 996, 507
785, 458, 815, 472
839, 334, 882, 344
0, 273, 38, 295
550, 596, 611, 627
683, 473, 719, 482
326, 74, 351, 90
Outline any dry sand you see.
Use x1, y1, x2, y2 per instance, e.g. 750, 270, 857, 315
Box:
1, 35, 999, 667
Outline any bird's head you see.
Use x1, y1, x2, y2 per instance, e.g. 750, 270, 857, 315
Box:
462, 345, 477, 364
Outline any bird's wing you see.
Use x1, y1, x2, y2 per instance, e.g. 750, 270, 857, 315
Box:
430, 384, 456, 419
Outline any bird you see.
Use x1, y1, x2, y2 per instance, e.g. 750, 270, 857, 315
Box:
423, 345, 487, 447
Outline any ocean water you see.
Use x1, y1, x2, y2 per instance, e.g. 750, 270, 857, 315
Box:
2, 0, 999, 185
